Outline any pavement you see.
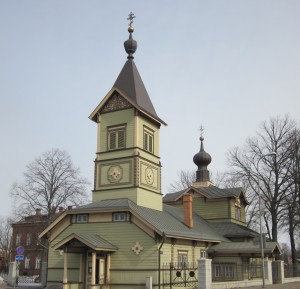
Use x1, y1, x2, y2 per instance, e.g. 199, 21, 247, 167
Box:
2, 281, 300, 289
240, 282, 300, 289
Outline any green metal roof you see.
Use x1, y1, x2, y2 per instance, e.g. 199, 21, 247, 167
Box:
208, 241, 281, 254
208, 222, 259, 238
53, 232, 118, 251
75, 199, 228, 242
163, 185, 248, 203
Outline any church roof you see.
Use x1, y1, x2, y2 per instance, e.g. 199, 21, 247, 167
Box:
163, 185, 249, 204
46, 198, 228, 243
207, 222, 259, 238
53, 232, 118, 251
208, 241, 281, 254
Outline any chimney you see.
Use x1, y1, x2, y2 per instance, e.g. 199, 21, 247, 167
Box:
183, 194, 193, 228
36, 208, 41, 216
67, 205, 73, 210
59, 207, 64, 212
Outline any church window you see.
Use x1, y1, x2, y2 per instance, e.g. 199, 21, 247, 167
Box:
113, 212, 127, 222
178, 250, 188, 268
235, 206, 241, 221
143, 127, 154, 153
108, 125, 126, 150
76, 214, 89, 223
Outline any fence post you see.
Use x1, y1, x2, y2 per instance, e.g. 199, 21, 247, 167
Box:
264, 260, 273, 284
146, 276, 152, 289
198, 259, 212, 289
41, 261, 48, 287
7, 262, 17, 286
274, 260, 284, 284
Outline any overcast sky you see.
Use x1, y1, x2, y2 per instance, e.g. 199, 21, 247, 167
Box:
1, 1, 299, 225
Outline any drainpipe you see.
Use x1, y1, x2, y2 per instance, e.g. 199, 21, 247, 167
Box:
158, 233, 166, 289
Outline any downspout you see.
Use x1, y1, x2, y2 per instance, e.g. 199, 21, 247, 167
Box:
158, 233, 166, 289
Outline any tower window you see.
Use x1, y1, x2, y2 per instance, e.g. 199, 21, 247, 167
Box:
108, 125, 126, 150
143, 127, 154, 153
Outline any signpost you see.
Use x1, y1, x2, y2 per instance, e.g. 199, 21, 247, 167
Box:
16, 255, 24, 261
16, 246, 25, 255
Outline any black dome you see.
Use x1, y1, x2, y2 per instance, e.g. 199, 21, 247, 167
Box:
124, 28, 137, 59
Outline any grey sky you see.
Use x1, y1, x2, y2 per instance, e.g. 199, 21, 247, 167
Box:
1, 0, 299, 225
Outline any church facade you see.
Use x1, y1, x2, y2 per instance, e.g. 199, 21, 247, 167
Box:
40, 17, 281, 289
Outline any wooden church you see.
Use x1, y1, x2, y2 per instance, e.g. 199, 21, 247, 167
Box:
40, 14, 281, 289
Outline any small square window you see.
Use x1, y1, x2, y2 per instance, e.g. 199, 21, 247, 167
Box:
113, 212, 127, 222
76, 214, 88, 223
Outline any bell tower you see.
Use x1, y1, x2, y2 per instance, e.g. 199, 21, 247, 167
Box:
89, 14, 166, 211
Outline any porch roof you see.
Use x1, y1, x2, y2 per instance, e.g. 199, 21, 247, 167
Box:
53, 233, 118, 251
207, 241, 281, 254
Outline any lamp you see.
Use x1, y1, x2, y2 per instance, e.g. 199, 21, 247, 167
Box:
257, 152, 276, 288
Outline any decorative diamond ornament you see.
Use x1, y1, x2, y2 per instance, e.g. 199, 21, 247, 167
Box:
132, 242, 143, 255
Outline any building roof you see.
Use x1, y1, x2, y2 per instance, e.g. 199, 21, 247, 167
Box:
45, 198, 228, 243
53, 232, 118, 251
207, 222, 259, 238
163, 185, 249, 204
208, 241, 281, 254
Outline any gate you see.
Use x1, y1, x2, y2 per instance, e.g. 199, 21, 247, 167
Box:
161, 262, 198, 288
272, 262, 278, 284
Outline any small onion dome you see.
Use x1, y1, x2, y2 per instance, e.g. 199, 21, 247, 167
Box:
193, 136, 212, 168
124, 26, 137, 59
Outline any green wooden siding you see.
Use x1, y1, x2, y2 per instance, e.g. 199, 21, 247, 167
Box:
99, 109, 135, 153
48, 222, 159, 286
192, 197, 229, 220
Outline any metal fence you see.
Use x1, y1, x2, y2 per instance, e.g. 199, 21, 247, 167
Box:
212, 262, 262, 282
161, 262, 198, 288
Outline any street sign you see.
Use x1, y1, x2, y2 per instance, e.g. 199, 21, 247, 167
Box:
16, 246, 25, 255
16, 255, 24, 261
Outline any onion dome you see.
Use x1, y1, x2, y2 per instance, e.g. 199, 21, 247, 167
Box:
193, 136, 212, 182
124, 13, 137, 59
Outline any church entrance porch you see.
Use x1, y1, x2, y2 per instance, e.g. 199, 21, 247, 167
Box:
53, 233, 117, 289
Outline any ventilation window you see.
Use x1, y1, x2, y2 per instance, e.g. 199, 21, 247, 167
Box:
113, 212, 127, 222
76, 214, 89, 223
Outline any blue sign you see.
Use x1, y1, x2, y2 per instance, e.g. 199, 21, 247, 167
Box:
16, 246, 24, 255
16, 255, 24, 261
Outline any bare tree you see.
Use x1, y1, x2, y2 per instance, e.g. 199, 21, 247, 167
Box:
0, 217, 13, 273
11, 148, 89, 225
168, 170, 196, 193
227, 115, 296, 242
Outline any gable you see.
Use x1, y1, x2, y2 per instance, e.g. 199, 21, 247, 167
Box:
101, 92, 133, 113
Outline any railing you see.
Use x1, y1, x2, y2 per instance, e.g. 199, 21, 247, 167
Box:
161, 262, 198, 288
212, 262, 262, 282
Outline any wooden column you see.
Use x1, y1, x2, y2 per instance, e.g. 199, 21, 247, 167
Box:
63, 253, 68, 289
79, 254, 83, 284
91, 252, 96, 286
106, 254, 111, 283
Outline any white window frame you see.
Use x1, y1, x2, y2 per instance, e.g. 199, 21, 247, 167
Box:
26, 233, 32, 246
35, 256, 41, 269
16, 234, 21, 246
143, 127, 154, 153
76, 214, 89, 223
112, 212, 127, 222
178, 250, 188, 268
108, 125, 126, 150
25, 256, 30, 269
